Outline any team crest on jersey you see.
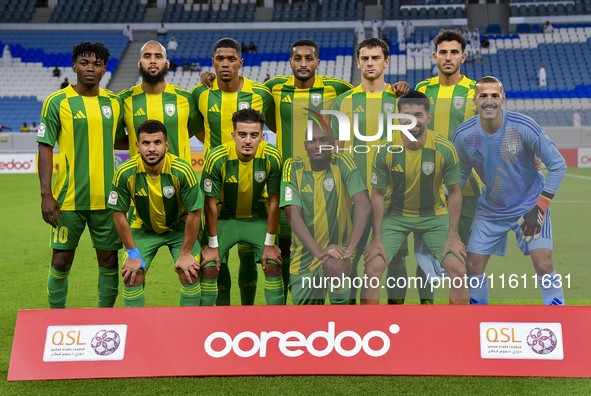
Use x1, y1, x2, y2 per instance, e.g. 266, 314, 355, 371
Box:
507, 143, 518, 155
101, 106, 112, 119
239, 102, 249, 110
311, 94, 321, 107
383, 103, 395, 114
165, 104, 176, 117
453, 97, 465, 109
255, 171, 266, 183
324, 178, 334, 191
163, 186, 175, 198
422, 162, 434, 176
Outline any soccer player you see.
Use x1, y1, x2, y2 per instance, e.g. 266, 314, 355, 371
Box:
108, 120, 204, 307
363, 91, 468, 304
280, 122, 371, 304
199, 108, 283, 306
453, 76, 566, 305
119, 40, 202, 163
192, 38, 276, 306
37, 42, 126, 308
332, 37, 410, 304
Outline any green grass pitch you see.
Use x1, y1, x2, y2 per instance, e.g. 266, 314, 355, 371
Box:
1, 170, 591, 393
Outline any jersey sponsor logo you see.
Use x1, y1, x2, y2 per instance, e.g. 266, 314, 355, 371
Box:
302, 184, 313, 193
108, 191, 118, 205
392, 164, 404, 172
281, 95, 292, 103
453, 97, 465, 109
285, 186, 292, 201
324, 178, 334, 191
239, 102, 249, 110
165, 104, 176, 117
163, 186, 175, 198
134, 108, 146, 116
135, 188, 148, 197
422, 162, 434, 176
37, 122, 46, 138
73, 110, 86, 119
371, 172, 378, 184
507, 143, 518, 155
102, 106, 112, 119
225, 175, 238, 183
255, 171, 266, 183
311, 94, 321, 107
209, 104, 221, 113
204, 178, 213, 192
353, 105, 364, 113
383, 103, 395, 114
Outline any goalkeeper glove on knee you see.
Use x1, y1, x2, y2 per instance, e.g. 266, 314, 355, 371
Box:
518, 195, 551, 243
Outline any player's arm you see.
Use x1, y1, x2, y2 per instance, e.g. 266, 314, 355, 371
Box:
262, 193, 282, 269
363, 187, 388, 265
38, 143, 61, 228
202, 195, 221, 269
175, 209, 202, 283
346, 190, 372, 258
442, 182, 466, 264
200, 71, 216, 88
112, 210, 145, 285
452, 133, 474, 190
391, 80, 411, 97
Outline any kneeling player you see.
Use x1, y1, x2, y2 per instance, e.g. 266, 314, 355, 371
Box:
363, 91, 468, 304
108, 120, 204, 307
453, 76, 566, 305
200, 109, 284, 305
281, 122, 371, 304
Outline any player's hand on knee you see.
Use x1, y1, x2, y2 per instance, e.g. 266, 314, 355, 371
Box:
200, 71, 216, 88
175, 253, 199, 285
363, 240, 388, 265
443, 236, 467, 265
201, 246, 220, 270
320, 245, 347, 267
122, 257, 144, 286
41, 194, 62, 228
262, 244, 282, 270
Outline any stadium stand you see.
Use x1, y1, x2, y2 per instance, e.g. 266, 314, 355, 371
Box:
50, 0, 148, 24
0, 0, 36, 24
164, 0, 257, 23
272, 0, 363, 22
396, 0, 465, 20
510, 0, 587, 17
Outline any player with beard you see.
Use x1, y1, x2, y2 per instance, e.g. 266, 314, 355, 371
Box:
108, 120, 206, 307
363, 91, 468, 305
119, 41, 202, 163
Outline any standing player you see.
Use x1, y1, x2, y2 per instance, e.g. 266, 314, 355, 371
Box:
192, 38, 276, 306
332, 37, 410, 304
108, 120, 204, 307
37, 42, 126, 308
199, 109, 284, 306
453, 77, 566, 305
363, 91, 468, 304
280, 122, 371, 304
119, 40, 202, 163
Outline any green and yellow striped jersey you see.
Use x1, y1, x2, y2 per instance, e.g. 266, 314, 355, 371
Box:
202, 140, 282, 220
264, 75, 353, 163
371, 131, 460, 217
37, 85, 125, 211
280, 154, 367, 274
108, 152, 203, 234
192, 76, 275, 155
331, 84, 399, 193
118, 83, 202, 163
415, 76, 481, 197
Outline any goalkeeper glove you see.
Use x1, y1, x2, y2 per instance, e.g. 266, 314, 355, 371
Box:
518, 195, 551, 243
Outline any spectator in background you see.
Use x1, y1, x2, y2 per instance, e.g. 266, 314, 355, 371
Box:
372, 19, 379, 38
397, 21, 405, 45
30, 122, 38, 133
241, 42, 248, 54
356, 20, 366, 43
169, 59, 178, 72
264, 73, 270, 82
53, 66, 61, 78
20, 122, 30, 132
573, 109, 581, 127
248, 41, 257, 53
0, 123, 13, 132
3, 45, 12, 68
474, 50, 482, 63
60, 78, 69, 89
191, 60, 201, 73
538, 63, 547, 87
404, 20, 413, 41
481, 36, 490, 48
167, 37, 179, 52
382, 35, 391, 46
157, 23, 168, 38
543, 21, 554, 34
123, 25, 133, 42
473, 28, 481, 47
182, 59, 190, 72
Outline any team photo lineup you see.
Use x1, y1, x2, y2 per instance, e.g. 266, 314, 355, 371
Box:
37, 27, 570, 309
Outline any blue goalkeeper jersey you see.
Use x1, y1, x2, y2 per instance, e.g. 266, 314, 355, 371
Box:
453, 110, 566, 219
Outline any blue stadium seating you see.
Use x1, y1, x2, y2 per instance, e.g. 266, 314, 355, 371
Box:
0, 96, 43, 131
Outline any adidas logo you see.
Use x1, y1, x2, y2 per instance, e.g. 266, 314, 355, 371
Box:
134, 108, 146, 116
302, 184, 313, 193
282, 95, 292, 103
225, 175, 238, 183
73, 110, 86, 119
429, 97, 435, 105
353, 105, 364, 113
392, 164, 403, 172
209, 104, 220, 113
472, 149, 483, 158
135, 188, 148, 197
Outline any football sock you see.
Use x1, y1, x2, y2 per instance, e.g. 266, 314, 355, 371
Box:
468, 273, 489, 305
349, 258, 360, 304
180, 282, 202, 307
97, 265, 119, 308
122, 284, 145, 307
417, 265, 434, 305
47, 265, 69, 309
539, 270, 565, 305
200, 278, 218, 306
238, 245, 257, 305
387, 258, 407, 305
281, 256, 291, 304
263, 274, 284, 305
216, 263, 231, 306
329, 277, 350, 305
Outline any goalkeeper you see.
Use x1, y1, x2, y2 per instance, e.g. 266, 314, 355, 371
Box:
453, 76, 567, 305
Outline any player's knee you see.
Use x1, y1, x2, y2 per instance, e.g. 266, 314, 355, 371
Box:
97, 250, 118, 270
263, 262, 281, 277
51, 250, 75, 272
443, 258, 467, 279
364, 259, 387, 280
179, 271, 199, 285
533, 254, 554, 275
201, 265, 219, 279
124, 271, 145, 288
324, 258, 351, 277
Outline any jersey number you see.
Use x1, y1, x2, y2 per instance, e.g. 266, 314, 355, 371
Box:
52, 226, 68, 243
